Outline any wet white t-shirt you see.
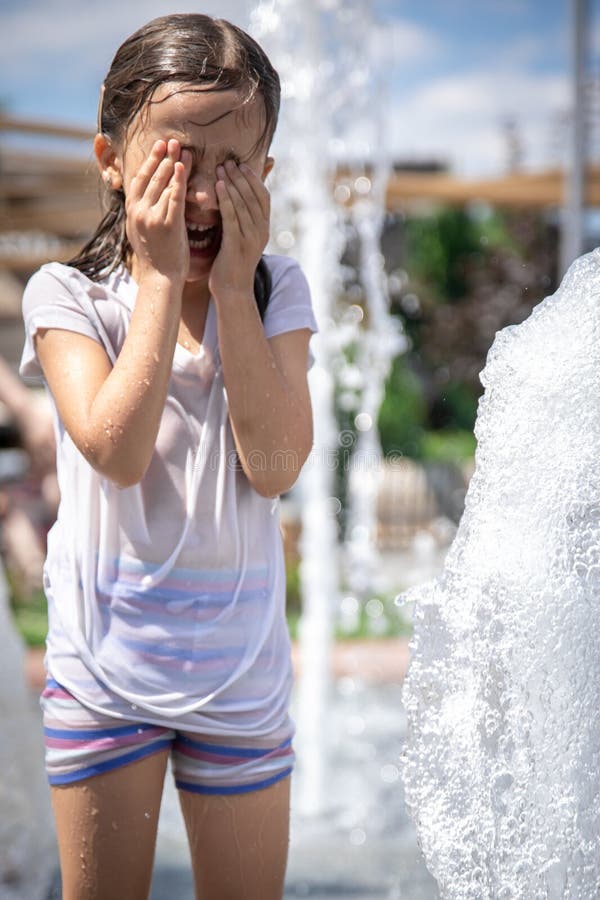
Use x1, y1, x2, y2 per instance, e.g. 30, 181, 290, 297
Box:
19, 255, 319, 738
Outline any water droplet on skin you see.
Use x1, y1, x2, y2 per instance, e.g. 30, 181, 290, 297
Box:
144, 811, 151, 819
143, 378, 150, 386
153, 352, 160, 363
111, 821, 119, 831
150, 303, 155, 314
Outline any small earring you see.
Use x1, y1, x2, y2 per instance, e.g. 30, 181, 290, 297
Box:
102, 171, 112, 188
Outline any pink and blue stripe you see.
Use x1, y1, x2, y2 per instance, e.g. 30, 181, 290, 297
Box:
41, 676, 295, 794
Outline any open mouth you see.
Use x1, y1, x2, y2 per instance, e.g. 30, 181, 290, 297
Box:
186, 222, 221, 253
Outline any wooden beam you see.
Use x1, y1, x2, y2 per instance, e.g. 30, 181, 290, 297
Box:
0, 115, 94, 141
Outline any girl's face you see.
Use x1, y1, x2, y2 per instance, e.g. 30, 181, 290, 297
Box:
98, 82, 274, 285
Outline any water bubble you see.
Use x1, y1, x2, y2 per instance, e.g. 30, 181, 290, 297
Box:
354, 176, 371, 195
327, 496, 342, 515
276, 230, 295, 249
365, 597, 384, 619
401, 293, 420, 315
354, 412, 372, 431
380, 764, 399, 784
349, 827, 366, 845
334, 184, 351, 204
340, 595, 359, 615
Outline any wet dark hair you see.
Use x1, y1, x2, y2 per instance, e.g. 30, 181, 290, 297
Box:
68, 13, 280, 320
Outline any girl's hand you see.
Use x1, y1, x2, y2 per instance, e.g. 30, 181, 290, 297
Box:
209, 159, 270, 300
125, 138, 192, 282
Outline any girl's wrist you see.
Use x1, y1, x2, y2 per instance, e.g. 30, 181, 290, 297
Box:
210, 278, 255, 305
136, 267, 186, 296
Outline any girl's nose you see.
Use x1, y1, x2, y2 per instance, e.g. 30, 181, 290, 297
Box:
185, 171, 218, 208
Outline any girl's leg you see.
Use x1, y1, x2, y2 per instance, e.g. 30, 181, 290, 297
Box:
178, 773, 291, 900
50, 747, 170, 900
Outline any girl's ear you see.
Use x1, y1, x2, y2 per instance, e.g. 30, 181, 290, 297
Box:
93, 133, 123, 190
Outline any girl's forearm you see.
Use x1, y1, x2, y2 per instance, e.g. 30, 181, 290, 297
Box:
214, 290, 312, 497
85, 271, 183, 486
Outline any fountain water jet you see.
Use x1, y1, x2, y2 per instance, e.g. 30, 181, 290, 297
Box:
250, 0, 403, 815
397, 248, 600, 898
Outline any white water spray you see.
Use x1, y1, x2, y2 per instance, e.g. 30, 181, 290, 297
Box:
397, 248, 600, 898
250, 0, 400, 815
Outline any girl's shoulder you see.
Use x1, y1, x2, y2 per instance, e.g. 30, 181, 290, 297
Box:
262, 252, 307, 282
261, 252, 312, 305
22, 261, 133, 313
25, 260, 127, 293
260, 254, 319, 344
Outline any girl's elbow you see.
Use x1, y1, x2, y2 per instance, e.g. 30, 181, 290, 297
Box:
79, 428, 149, 488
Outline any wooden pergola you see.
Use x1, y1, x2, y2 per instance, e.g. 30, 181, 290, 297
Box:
1, 114, 599, 272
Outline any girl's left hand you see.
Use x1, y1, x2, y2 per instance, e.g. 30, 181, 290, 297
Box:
208, 159, 270, 301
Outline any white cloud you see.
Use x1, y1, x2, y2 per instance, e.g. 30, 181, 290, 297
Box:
383, 69, 570, 175
0, 1, 577, 178
1, 1, 254, 78
369, 18, 441, 67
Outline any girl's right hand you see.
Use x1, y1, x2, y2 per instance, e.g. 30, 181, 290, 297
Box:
125, 138, 192, 282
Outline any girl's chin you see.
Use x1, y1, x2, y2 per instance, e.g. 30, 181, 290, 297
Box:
185, 253, 216, 281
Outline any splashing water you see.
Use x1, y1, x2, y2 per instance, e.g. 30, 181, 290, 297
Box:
396, 248, 600, 899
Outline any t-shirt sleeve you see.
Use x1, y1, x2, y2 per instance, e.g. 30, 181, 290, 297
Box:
262, 256, 319, 371
19, 265, 103, 382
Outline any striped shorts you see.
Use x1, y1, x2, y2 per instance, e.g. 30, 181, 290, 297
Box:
40, 676, 295, 795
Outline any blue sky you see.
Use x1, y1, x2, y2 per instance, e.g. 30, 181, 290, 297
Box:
1, 0, 597, 176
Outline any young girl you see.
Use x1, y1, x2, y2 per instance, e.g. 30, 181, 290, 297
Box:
19, 14, 318, 900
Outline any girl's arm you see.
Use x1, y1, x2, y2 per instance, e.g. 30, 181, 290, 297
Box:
34, 139, 192, 488
210, 159, 314, 498
216, 295, 314, 498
